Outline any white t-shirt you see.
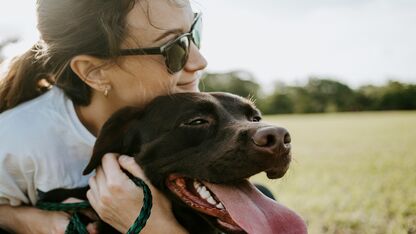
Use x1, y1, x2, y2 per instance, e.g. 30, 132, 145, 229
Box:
0, 87, 96, 206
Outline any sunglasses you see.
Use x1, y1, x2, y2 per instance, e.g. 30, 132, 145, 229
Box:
119, 12, 202, 74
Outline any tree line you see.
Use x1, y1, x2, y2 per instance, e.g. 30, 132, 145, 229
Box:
199, 70, 416, 114
2, 40, 415, 115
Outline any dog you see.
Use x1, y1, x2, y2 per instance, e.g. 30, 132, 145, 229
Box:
42, 92, 307, 234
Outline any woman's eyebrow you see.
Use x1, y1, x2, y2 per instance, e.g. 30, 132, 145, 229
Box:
153, 29, 183, 42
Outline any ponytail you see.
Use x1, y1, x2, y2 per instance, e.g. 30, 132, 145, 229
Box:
0, 45, 53, 113
0, 0, 137, 113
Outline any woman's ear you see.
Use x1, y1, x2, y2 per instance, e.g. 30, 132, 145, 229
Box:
70, 55, 111, 92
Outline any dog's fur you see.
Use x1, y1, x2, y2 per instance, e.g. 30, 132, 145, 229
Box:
41, 92, 292, 234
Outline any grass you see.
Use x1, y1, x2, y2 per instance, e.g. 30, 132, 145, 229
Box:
250, 111, 416, 234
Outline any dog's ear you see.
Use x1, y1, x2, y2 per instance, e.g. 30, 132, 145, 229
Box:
83, 107, 143, 175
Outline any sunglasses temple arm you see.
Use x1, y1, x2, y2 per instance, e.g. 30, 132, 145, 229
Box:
119, 47, 162, 56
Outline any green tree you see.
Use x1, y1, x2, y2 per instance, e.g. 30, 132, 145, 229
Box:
199, 70, 262, 99
264, 78, 357, 114
304, 78, 355, 112
199, 71, 416, 114
379, 81, 416, 110
357, 81, 416, 110
259, 82, 294, 114
357, 85, 383, 110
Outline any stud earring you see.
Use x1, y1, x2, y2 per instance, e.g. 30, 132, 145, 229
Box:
104, 86, 111, 97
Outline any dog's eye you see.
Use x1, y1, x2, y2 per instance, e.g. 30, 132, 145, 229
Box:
252, 116, 262, 122
185, 118, 209, 126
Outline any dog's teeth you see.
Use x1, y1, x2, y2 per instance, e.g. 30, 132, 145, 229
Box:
200, 186, 208, 193
207, 196, 217, 205
216, 203, 225, 209
193, 184, 223, 208
200, 190, 211, 199
197, 186, 203, 193
198, 186, 212, 199
193, 181, 201, 189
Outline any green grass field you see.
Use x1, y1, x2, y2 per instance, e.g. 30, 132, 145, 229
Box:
251, 111, 416, 234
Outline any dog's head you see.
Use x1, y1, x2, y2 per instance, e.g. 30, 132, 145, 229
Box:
83, 92, 306, 234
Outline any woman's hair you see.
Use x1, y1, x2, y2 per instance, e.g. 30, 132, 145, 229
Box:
0, 0, 136, 113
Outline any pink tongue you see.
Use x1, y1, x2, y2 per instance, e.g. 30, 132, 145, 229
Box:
205, 181, 307, 234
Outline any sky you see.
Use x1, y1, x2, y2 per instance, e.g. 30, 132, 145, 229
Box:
1, 0, 415, 88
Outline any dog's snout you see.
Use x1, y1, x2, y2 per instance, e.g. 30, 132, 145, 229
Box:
252, 127, 291, 153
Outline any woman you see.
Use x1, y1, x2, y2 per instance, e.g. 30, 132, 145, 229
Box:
0, 0, 206, 233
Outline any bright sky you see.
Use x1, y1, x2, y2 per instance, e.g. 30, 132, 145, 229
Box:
1, 0, 416, 88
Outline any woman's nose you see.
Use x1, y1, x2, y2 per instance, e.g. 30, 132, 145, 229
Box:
184, 43, 208, 72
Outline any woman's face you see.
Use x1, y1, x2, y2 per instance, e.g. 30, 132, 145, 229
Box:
106, 0, 207, 108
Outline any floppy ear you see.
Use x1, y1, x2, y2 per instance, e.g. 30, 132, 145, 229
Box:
83, 106, 143, 175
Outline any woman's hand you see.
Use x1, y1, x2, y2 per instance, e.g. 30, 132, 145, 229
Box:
0, 205, 98, 234
87, 153, 187, 234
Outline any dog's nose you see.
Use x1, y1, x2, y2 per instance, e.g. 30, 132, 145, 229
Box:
252, 127, 291, 153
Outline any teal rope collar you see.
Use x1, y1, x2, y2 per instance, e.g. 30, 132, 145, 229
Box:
36, 173, 152, 234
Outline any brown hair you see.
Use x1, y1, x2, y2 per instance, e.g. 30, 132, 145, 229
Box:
0, 0, 136, 113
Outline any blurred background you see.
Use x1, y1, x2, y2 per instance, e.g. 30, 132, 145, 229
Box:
1, 0, 416, 113
1, 1, 415, 233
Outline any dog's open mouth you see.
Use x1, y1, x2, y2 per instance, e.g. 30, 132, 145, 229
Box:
166, 174, 307, 234
166, 174, 244, 233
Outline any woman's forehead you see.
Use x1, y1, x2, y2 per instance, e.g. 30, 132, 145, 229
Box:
123, 0, 193, 48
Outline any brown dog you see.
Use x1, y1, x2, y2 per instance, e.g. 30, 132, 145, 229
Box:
82, 92, 306, 234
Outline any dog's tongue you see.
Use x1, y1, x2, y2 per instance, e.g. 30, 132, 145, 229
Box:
205, 181, 307, 234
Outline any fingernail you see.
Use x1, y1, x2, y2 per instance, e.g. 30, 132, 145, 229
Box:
104, 152, 115, 158
119, 155, 129, 163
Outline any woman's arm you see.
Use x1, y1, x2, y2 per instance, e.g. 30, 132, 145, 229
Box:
0, 205, 71, 234
87, 153, 188, 234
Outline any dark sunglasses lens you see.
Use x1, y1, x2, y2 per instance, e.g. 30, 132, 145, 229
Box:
191, 15, 202, 49
165, 36, 190, 73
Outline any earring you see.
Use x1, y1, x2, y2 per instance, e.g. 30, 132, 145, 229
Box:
104, 86, 111, 97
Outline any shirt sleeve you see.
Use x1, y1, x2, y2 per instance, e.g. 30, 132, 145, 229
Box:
0, 151, 33, 206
